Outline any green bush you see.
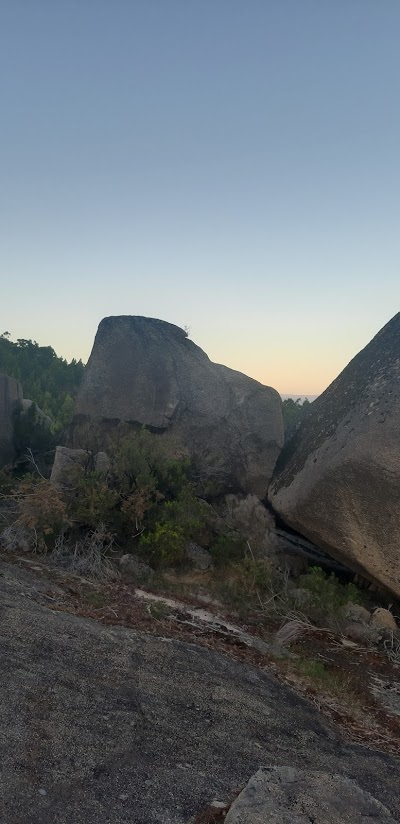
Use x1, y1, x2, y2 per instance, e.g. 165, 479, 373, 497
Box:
67, 470, 118, 530
158, 485, 207, 533
0, 468, 16, 495
140, 522, 186, 566
112, 429, 190, 497
298, 566, 362, 627
139, 486, 208, 567
209, 531, 246, 567
239, 556, 273, 594
13, 402, 55, 462
213, 555, 273, 611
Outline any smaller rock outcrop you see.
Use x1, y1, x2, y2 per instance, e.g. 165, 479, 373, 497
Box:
225, 767, 396, 823
51, 446, 109, 487
50, 446, 88, 486
0, 373, 23, 467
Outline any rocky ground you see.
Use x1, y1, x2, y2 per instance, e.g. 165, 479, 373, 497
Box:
1, 552, 400, 823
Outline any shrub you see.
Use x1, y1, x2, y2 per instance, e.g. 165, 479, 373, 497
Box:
0, 523, 32, 553
209, 532, 246, 567
158, 486, 207, 534
66, 469, 118, 529
14, 478, 68, 550
140, 522, 187, 566
112, 430, 190, 498
154, 456, 192, 499
110, 430, 193, 538
297, 658, 328, 681
213, 554, 274, 610
0, 468, 17, 495
223, 494, 278, 558
139, 485, 209, 567
298, 566, 362, 628
48, 525, 117, 580
120, 485, 160, 532
13, 401, 55, 461
238, 556, 274, 594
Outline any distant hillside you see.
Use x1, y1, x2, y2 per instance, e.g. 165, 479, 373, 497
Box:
0, 333, 84, 432
280, 394, 318, 402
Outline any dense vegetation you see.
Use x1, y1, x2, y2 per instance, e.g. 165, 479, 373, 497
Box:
0, 332, 84, 433
282, 397, 311, 438
0, 423, 366, 640
0, 428, 218, 568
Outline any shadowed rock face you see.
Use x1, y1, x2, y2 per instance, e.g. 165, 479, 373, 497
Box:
0, 373, 23, 467
73, 316, 284, 497
269, 312, 400, 597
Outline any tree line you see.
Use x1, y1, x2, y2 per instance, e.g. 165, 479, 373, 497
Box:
0, 332, 84, 433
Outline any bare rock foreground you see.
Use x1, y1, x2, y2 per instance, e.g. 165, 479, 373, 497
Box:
1, 561, 400, 823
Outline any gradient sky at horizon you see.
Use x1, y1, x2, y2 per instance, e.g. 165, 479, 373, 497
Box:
1, 1, 399, 394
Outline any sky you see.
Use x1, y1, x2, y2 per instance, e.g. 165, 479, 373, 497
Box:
1, 1, 399, 395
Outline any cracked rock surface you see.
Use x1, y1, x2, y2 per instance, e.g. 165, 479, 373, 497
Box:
1, 561, 400, 824
225, 767, 396, 823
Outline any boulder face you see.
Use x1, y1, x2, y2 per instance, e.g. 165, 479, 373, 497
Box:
51, 446, 109, 487
269, 312, 400, 597
73, 316, 284, 497
225, 767, 396, 823
0, 373, 23, 467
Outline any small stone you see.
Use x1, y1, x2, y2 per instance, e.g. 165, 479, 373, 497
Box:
38, 789, 47, 797
371, 608, 398, 632
119, 554, 152, 578
344, 602, 371, 624
185, 542, 212, 571
291, 587, 312, 606
119, 793, 128, 801
343, 622, 380, 645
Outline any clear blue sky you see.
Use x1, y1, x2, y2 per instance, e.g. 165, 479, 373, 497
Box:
1, 0, 399, 394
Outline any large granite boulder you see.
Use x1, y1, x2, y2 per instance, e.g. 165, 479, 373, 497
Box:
73, 316, 284, 497
269, 313, 400, 597
0, 373, 23, 467
225, 767, 396, 823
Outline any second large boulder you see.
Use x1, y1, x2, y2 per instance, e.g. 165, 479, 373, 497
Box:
269, 313, 400, 597
73, 316, 284, 497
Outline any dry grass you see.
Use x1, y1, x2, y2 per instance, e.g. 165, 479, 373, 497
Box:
48, 526, 119, 581
0, 523, 34, 553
